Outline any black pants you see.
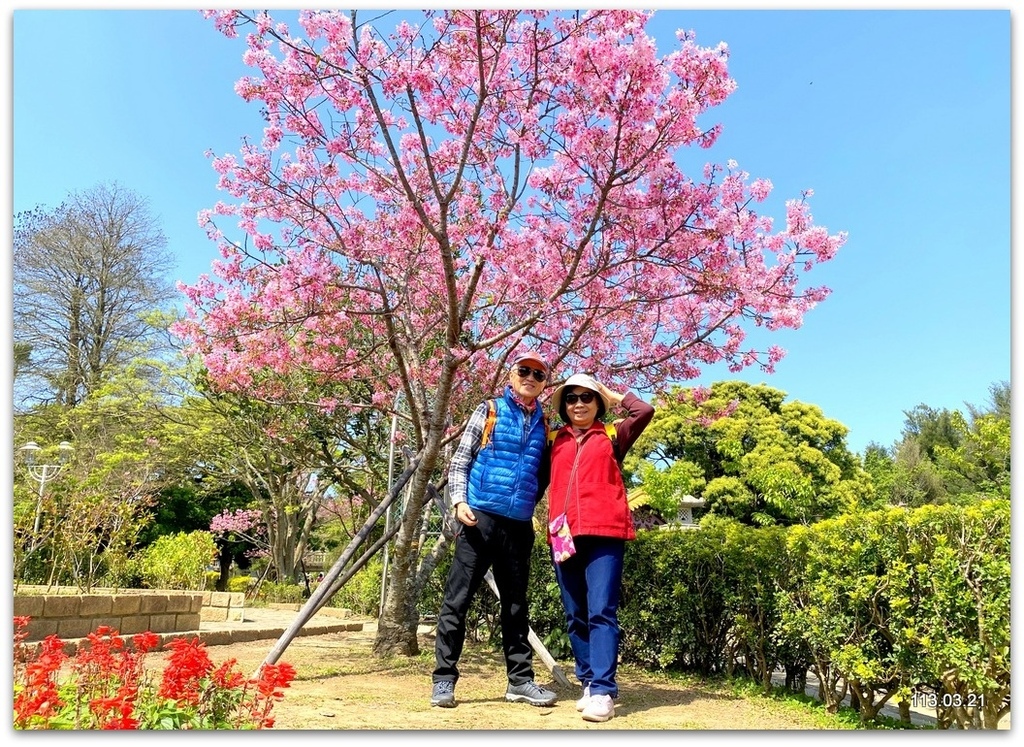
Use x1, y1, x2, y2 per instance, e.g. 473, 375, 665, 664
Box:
433, 508, 536, 686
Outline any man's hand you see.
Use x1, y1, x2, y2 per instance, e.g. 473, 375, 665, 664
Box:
454, 502, 477, 526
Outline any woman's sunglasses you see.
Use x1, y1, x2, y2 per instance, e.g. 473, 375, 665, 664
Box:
516, 366, 547, 382
564, 391, 596, 405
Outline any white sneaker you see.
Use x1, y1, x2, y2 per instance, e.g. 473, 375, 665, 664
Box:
575, 684, 591, 712
581, 693, 614, 722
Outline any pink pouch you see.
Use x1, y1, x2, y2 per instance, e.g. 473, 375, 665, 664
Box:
549, 512, 577, 564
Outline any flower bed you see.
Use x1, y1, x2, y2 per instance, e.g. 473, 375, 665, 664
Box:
13, 617, 295, 730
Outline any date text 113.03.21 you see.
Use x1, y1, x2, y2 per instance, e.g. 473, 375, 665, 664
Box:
911, 691, 985, 709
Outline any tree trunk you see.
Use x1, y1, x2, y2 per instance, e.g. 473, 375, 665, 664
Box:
372, 474, 431, 655
216, 546, 231, 592
784, 663, 807, 693
373, 437, 443, 657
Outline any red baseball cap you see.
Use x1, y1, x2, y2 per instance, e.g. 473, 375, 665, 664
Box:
510, 350, 548, 374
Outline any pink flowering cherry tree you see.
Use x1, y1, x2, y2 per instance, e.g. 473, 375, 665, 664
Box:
209, 507, 268, 591
173, 9, 846, 657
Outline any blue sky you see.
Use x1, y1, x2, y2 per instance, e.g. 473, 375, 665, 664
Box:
5, 4, 1014, 458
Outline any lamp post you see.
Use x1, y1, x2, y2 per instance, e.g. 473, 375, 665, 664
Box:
19, 440, 74, 553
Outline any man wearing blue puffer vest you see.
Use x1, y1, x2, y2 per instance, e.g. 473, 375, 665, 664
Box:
431, 351, 557, 709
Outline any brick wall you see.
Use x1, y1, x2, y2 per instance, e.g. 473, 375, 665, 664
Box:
200, 590, 246, 623
12, 586, 242, 643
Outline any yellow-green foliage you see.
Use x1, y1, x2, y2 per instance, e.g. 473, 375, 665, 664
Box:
582, 501, 1009, 728
779, 501, 1008, 727
203, 571, 253, 594
140, 531, 217, 590
631, 381, 873, 526
228, 575, 252, 594
256, 581, 306, 604
327, 555, 384, 617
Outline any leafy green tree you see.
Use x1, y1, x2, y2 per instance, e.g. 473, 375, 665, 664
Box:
13, 369, 168, 589
901, 404, 962, 461
968, 380, 1010, 422
11, 345, 251, 589
632, 381, 872, 526
181, 372, 392, 585
14, 342, 32, 379
866, 381, 1010, 508
933, 383, 1010, 501
862, 439, 945, 509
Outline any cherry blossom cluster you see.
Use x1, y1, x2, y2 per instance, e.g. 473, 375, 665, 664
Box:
174, 10, 846, 427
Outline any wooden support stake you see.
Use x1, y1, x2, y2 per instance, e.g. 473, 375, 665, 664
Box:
483, 569, 572, 689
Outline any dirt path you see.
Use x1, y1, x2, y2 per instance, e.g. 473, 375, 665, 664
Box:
160, 625, 844, 731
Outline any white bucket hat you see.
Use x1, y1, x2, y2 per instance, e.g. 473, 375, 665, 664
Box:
550, 373, 610, 413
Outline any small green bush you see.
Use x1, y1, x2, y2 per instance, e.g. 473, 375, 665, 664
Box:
227, 575, 252, 594
328, 556, 383, 617
97, 557, 145, 590
140, 531, 217, 590
255, 581, 306, 605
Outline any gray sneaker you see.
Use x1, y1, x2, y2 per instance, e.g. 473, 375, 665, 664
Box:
505, 680, 557, 706
431, 680, 456, 707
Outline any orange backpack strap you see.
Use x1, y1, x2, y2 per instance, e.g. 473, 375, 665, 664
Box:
483, 401, 549, 450
479, 400, 497, 449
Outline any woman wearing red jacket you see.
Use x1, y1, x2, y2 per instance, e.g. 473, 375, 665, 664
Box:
546, 373, 654, 723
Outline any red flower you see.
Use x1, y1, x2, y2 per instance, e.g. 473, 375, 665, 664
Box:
132, 631, 160, 654
13, 633, 67, 727
159, 637, 213, 705
211, 659, 245, 689
14, 617, 293, 730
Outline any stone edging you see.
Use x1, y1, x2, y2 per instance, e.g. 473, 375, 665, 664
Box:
14, 586, 244, 644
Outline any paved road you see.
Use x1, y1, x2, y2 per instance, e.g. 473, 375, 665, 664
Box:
193, 603, 370, 646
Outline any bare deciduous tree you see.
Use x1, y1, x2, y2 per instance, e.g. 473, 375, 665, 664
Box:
13, 182, 176, 408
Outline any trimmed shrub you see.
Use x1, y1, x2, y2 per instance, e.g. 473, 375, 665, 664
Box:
140, 531, 217, 590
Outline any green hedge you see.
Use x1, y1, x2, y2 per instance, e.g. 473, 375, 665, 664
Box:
523, 499, 1009, 729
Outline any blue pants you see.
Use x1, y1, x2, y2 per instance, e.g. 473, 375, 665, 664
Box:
552, 536, 626, 698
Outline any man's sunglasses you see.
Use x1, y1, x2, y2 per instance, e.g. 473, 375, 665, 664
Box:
516, 366, 547, 382
564, 391, 596, 405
